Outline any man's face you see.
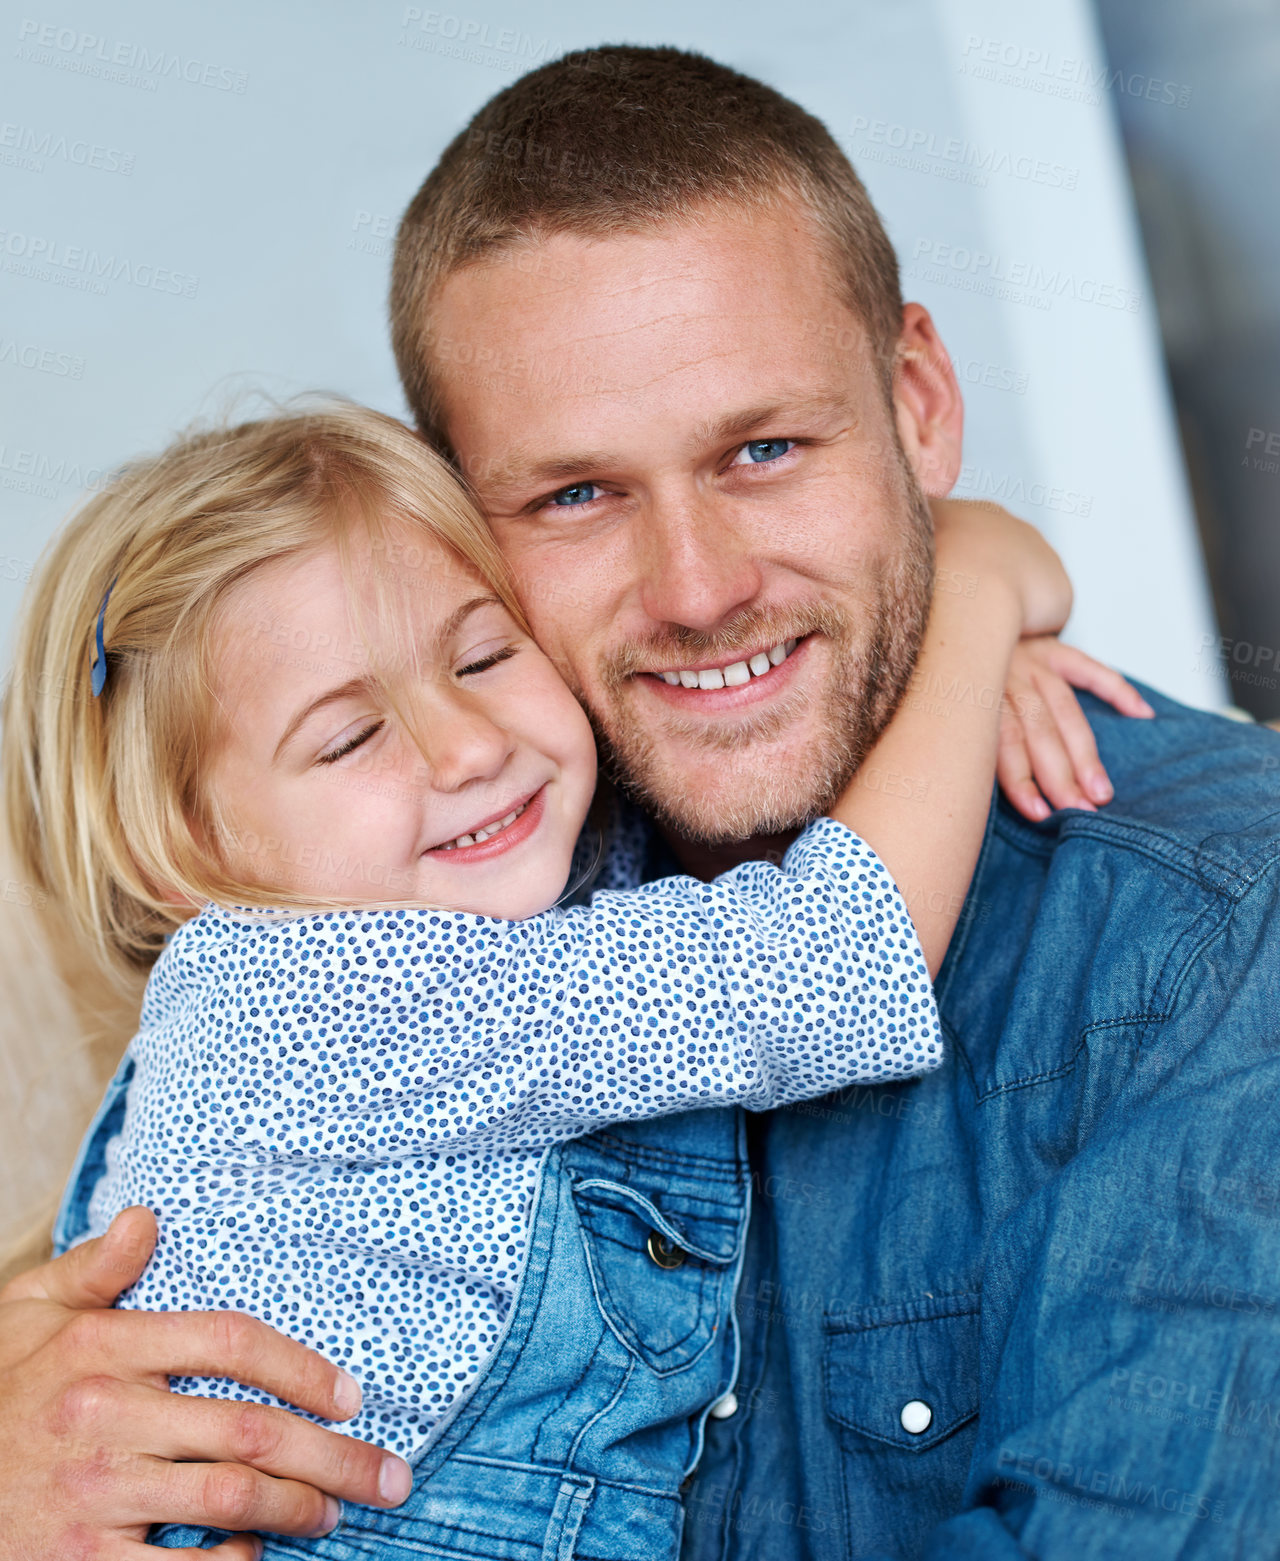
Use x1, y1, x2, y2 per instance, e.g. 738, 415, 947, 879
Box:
430, 199, 959, 846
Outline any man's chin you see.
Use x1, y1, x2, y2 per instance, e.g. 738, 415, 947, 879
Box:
601, 727, 852, 847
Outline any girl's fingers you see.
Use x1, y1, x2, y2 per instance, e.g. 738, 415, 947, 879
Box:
1017, 678, 1095, 813
1031, 666, 1113, 806
1030, 638, 1156, 718
1003, 664, 1097, 814
997, 705, 1050, 822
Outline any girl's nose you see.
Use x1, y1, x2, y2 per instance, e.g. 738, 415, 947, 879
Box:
411, 689, 517, 794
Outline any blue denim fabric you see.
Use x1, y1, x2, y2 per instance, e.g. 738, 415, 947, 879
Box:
58, 1105, 749, 1558
679, 684, 1280, 1558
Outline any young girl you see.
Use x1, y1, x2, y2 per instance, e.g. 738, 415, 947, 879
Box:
4, 402, 1140, 1558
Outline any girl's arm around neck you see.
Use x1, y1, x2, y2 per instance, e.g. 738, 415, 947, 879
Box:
828, 504, 1069, 975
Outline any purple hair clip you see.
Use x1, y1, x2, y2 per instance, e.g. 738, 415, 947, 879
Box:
90, 575, 118, 698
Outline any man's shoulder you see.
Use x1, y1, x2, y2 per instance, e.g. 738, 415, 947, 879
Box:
1016, 680, 1280, 892
944, 681, 1280, 1092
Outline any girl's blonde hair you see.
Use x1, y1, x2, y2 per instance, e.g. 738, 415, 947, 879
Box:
2, 400, 524, 988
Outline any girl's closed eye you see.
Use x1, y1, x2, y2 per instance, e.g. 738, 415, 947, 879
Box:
455, 642, 520, 678
317, 719, 384, 765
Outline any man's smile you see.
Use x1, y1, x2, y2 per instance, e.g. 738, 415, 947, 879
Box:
651, 635, 800, 689
637, 633, 813, 712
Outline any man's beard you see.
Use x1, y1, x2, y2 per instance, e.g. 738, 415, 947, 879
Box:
582, 467, 935, 847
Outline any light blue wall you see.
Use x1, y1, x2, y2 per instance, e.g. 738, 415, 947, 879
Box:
0, 0, 1219, 704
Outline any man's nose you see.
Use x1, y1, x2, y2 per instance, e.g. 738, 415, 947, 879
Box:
634, 492, 765, 634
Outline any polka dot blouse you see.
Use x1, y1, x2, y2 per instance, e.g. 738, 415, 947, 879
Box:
87, 816, 941, 1461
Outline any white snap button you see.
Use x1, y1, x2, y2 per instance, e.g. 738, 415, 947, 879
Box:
900, 1399, 933, 1434
709, 1391, 739, 1420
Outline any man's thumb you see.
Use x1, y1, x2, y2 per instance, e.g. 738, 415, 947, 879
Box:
26, 1206, 157, 1308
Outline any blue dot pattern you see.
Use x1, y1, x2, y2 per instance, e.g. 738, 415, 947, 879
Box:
87, 816, 941, 1461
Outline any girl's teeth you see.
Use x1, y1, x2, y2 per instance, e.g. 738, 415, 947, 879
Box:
441, 802, 527, 852
662, 638, 798, 688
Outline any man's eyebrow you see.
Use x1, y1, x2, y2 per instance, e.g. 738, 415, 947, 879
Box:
693, 394, 855, 449
477, 394, 856, 495
273, 595, 501, 761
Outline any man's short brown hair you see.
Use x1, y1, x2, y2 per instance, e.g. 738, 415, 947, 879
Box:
390, 44, 903, 449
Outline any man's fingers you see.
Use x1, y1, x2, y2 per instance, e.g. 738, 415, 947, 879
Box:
70, 1307, 362, 1422
102, 1380, 408, 1510
117, 1540, 263, 1561
3, 1207, 157, 1308
139, 1456, 343, 1541
202, 1541, 264, 1561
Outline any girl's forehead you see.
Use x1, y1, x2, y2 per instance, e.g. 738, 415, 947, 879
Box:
231, 530, 493, 617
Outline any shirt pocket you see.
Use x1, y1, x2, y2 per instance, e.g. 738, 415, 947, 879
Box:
823, 1290, 981, 1452
570, 1174, 746, 1376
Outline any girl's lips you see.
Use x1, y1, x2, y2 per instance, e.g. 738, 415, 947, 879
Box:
425, 784, 547, 864
642, 634, 812, 712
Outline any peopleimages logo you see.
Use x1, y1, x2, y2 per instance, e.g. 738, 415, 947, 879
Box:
849, 116, 1079, 190
909, 238, 1140, 314
0, 121, 135, 175
16, 18, 249, 92
0, 335, 85, 378
0, 230, 199, 298
958, 35, 1193, 110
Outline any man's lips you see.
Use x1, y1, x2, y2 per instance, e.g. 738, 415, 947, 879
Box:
637, 633, 811, 710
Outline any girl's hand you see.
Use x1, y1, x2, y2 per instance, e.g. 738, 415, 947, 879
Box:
998, 636, 1156, 821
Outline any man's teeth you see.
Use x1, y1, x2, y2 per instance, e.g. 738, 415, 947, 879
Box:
659, 639, 797, 688
437, 800, 528, 851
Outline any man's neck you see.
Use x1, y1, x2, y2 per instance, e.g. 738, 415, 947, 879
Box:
658, 821, 803, 883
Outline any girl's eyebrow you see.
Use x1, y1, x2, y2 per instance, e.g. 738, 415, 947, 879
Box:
272, 595, 503, 761
274, 676, 374, 762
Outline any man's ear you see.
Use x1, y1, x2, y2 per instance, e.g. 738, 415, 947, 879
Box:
891, 303, 964, 496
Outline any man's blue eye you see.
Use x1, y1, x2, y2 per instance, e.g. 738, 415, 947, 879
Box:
743, 439, 792, 463
551, 482, 600, 507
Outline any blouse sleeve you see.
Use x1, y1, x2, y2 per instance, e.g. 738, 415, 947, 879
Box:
481, 816, 941, 1146
121, 818, 941, 1164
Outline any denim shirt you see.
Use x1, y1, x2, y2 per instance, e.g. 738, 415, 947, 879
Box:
677, 684, 1280, 1559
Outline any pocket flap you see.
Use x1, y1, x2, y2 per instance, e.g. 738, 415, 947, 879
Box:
823, 1292, 980, 1451
572, 1176, 742, 1265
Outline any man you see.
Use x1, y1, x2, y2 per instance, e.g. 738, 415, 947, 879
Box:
3, 44, 1280, 1559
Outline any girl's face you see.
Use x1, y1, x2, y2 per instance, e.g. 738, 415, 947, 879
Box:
205, 529, 598, 920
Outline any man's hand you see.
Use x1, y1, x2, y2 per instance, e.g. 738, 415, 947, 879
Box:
0, 1207, 412, 1559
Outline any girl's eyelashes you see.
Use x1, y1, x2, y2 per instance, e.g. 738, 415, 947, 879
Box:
456, 643, 519, 678
310, 645, 519, 764
316, 720, 384, 766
